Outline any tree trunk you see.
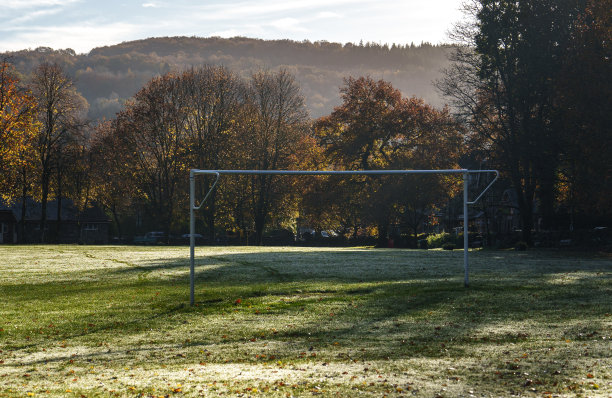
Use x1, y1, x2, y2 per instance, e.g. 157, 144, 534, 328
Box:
538, 174, 556, 230
56, 195, 62, 243
254, 213, 265, 245
520, 206, 534, 245
253, 175, 270, 246
19, 167, 28, 243
40, 170, 50, 243
515, 187, 534, 245
56, 166, 62, 243
376, 222, 388, 248
20, 189, 27, 243
111, 203, 122, 239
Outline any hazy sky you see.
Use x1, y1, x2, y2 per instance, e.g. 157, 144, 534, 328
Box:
1, 0, 464, 54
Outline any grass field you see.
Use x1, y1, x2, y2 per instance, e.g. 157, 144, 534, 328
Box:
0, 245, 610, 397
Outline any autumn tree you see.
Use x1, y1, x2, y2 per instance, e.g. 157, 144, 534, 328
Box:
388, 101, 462, 245
89, 120, 139, 239
180, 66, 245, 238
30, 62, 87, 242
314, 77, 405, 243
115, 73, 189, 234
237, 69, 309, 244
314, 76, 461, 246
0, 58, 37, 203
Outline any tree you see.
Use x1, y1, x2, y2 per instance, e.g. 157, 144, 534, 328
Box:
239, 69, 309, 244
115, 74, 189, 235
555, 0, 612, 227
89, 121, 138, 239
0, 58, 37, 203
314, 77, 407, 244
439, 0, 590, 243
30, 63, 87, 242
181, 66, 245, 238
314, 77, 461, 246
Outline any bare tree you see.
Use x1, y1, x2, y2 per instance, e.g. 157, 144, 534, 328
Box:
30, 63, 87, 242
241, 69, 309, 244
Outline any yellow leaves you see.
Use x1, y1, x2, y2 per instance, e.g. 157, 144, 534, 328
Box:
0, 60, 37, 195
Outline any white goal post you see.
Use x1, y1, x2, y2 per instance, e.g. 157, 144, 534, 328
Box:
189, 169, 499, 306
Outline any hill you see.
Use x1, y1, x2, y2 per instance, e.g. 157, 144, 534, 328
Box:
4, 36, 452, 120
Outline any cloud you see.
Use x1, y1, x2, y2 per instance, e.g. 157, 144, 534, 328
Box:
316, 11, 342, 19
0, 0, 80, 9
3, 7, 63, 26
142, 2, 161, 8
268, 18, 308, 32
187, 0, 370, 21
0, 22, 139, 53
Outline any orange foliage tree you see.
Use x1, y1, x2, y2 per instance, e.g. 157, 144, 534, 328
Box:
0, 58, 37, 203
313, 76, 461, 246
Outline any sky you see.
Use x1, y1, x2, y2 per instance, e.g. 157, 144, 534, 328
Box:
1, 0, 465, 54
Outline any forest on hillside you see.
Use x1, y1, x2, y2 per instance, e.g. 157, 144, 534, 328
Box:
3, 37, 451, 120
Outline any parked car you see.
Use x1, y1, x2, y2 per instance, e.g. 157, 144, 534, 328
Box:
133, 231, 167, 245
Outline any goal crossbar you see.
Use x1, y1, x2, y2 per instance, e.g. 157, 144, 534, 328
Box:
189, 169, 499, 305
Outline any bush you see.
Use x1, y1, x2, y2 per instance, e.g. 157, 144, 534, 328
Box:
427, 232, 465, 249
427, 232, 452, 248
442, 242, 455, 250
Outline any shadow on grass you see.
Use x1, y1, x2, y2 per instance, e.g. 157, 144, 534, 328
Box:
2, 248, 610, 372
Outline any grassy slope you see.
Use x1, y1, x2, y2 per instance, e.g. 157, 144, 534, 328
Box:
0, 245, 610, 397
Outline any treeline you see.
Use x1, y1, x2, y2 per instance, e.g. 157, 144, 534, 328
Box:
1, 0, 610, 246
4, 37, 451, 121
0, 59, 461, 244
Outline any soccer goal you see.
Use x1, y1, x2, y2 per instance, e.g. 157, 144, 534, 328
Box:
188, 169, 498, 306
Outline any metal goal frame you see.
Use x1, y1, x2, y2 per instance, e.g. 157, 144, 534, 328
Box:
189, 169, 498, 305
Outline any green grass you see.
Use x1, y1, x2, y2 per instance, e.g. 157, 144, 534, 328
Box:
0, 245, 610, 397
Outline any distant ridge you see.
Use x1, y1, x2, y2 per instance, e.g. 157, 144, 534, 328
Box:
4, 36, 452, 120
